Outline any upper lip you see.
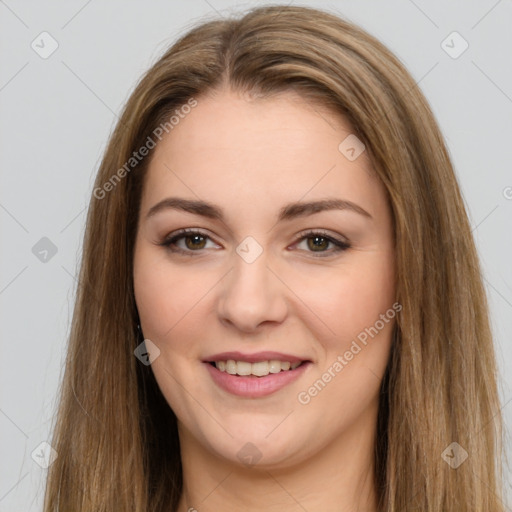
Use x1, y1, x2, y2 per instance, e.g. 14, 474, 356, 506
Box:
203, 351, 309, 364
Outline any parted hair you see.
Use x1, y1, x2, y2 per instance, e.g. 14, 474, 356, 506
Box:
43, 5, 505, 511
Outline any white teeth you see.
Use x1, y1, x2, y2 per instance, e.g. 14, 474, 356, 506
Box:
214, 359, 303, 376
236, 361, 252, 376
252, 361, 269, 376
225, 360, 237, 375
268, 360, 282, 373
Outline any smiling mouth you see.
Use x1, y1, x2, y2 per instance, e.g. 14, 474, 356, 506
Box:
208, 359, 307, 377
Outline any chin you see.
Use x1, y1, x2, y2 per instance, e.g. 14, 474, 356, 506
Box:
195, 419, 315, 470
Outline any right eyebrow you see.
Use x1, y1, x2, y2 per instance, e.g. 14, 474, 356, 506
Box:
146, 197, 223, 220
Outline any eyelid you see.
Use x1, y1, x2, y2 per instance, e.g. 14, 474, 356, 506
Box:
291, 229, 351, 257
294, 228, 349, 245
159, 228, 351, 257
159, 228, 220, 255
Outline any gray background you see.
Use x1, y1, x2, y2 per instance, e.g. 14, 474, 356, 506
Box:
1, 1, 511, 510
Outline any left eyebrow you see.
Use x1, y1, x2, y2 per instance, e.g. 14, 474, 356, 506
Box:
278, 198, 372, 220
145, 197, 372, 221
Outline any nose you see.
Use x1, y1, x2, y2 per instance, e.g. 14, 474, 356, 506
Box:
217, 248, 288, 333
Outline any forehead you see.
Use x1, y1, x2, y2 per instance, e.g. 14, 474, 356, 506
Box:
154, 88, 361, 161
141, 88, 385, 219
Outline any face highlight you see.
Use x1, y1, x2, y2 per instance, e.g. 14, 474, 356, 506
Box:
133, 88, 396, 470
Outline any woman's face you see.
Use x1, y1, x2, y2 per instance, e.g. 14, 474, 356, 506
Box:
133, 88, 396, 468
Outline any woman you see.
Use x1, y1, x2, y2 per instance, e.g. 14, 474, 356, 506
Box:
43, 5, 506, 511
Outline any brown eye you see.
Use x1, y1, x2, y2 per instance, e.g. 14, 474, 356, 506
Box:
184, 233, 207, 250
160, 229, 219, 255
307, 235, 330, 252
295, 231, 351, 257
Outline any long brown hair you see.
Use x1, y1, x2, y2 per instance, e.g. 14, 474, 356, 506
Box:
43, 5, 506, 511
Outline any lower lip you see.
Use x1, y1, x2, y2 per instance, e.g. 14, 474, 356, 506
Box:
204, 362, 311, 398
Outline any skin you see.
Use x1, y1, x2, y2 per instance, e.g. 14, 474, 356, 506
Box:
133, 87, 396, 512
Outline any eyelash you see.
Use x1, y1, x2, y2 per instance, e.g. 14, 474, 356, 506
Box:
159, 228, 351, 258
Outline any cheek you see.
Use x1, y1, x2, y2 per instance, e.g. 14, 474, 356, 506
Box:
133, 246, 216, 357
134, 266, 172, 339
133, 246, 183, 340
340, 262, 395, 338
294, 259, 395, 427
293, 253, 395, 341
133, 249, 207, 413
